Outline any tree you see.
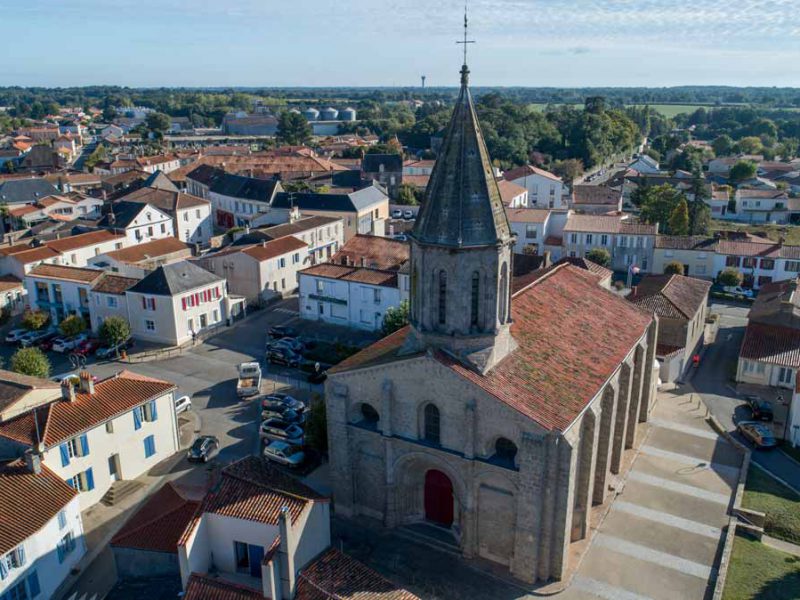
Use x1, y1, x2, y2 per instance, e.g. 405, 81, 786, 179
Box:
736, 136, 763, 155
664, 261, 685, 275
668, 198, 690, 236
99, 316, 131, 347
381, 300, 409, 336
59, 315, 86, 338
551, 158, 584, 184
718, 267, 743, 287
639, 184, 683, 232
22, 309, 49, 331
305, 397, 328, 454
585, 248, 611, 267
102, 106, 117, 122
729, 160, 757, 183
687, 169, 711, 235
145, 111, 171, 135
712, 134, 735, 156
10, 347, 50, 379
395, 184, 419, 206
276, 111, 312, 146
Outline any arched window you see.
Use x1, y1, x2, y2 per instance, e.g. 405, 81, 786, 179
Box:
470, 271, 480, 328
360, 404, 380, 429
498, 262, 508, 324
438, 271, 447, 325
493, 438, 518, 468
423, 404, 440, 445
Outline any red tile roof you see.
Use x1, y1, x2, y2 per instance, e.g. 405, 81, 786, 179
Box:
300, 263, 398, 287
716, 240, 800, 260
505, 208, 550, 223
0, 275, 22, 293
28, 264, 103, 283
296, 548, 420, 600
0, 460, 77, 555
122, 186, 209, 211
183, 573, 263, 600
503, 164, 561, 183
243, 236, 308, 262
111, 483, 200, 554
332, 235, 409, 271
8, 246, 60, 265
102, 237, 190, 264
0, 370, 176, 448
91, 273, 140, 295
628, 274, 711, 320
564, 214, 657, 235
334, 265, 652, 431
572, 185, 622, 206
740, 322, 800, 369
45, 230, 124, 253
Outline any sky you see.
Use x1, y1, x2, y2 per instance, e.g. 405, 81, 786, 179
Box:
2, 0, 800, 88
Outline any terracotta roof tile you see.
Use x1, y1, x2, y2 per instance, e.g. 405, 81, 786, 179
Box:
572, 185, 622, 206
564, 214, 657, 235
296, 548, 420, 600
28, 264, 103, 283
0, 460, 77, 555
628, 274, 711, 320
102, 237, 190, 264
8, 246, 60, 264
45, 230, 124, 253
91, 273, 140, 295
331, 235, 409, 271
0, 275, 23, 293
740, 322, 800, 369
505, 208, 550, 223
183, 573, 263, 600
503, 164, 561, 183
716, 240, 800, 260
242, 236, 308, 262
300, 264, 398, 287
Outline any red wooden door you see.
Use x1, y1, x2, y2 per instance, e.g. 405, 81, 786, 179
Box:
424, 469, 454, 526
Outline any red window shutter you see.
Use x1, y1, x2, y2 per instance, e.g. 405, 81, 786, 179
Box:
182, 298, 187, 311
195, 292, 200, 305
216, 286, 221, 299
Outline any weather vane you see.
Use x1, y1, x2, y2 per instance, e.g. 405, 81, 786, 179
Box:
456, 3, 475, 67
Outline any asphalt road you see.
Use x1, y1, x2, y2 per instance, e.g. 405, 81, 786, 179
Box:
691, 300, 800, 491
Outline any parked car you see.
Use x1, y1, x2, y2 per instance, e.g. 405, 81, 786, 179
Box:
5, 329, 28, 344
262, 394, 306, 413
391, 209, 403, 219
18, 328, 57, 348
259, 419, 304, 445
403, 210, 414, 220
737, 421, 777, 449
267, 337, 305, 354
268, 326, 297, 339
266, 347, 301, 368
96, 338, 134, 359
174, 395, 192, 414
74, 338, 101, 356
52, 333, 89, 353
723, 286, 754, 298
187, 435, 219, 462
745, 396, 774, 422
261, 406, 306, 425
263, 440, 305, 468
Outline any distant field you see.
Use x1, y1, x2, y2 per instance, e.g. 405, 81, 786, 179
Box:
528, 102, 709, 118
709, 220, 800, 246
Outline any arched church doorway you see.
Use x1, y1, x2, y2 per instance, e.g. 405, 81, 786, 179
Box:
424, 469, 454, 527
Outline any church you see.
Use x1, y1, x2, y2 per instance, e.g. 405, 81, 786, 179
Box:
324, 57, 659, 584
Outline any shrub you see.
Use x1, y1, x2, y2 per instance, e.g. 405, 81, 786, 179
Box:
59, 314, 86, 338
22, 309, 49, 331
718, 267, 743, 287
586, 248, 611, 268
10, 347, 50, 378
664, 261, 685, 275
99, 316, 131, 347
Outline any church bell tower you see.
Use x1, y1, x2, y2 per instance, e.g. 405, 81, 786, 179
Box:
404, 15, 517, 374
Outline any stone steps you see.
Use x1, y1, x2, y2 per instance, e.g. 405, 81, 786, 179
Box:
100, 480, 143, 507
395, 523, 461, 556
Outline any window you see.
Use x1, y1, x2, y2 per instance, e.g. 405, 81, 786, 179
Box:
143, 297, 156, 311
499, 263, 509, 324
438, 271, 447, 325
281, 278, 286, 290
234, 541, 250, 573
4, 546, 25, 570
742, 257, 757, 269
786, 261, 800, 272
145, 320, 155, 331
525, 225, 537, 239
213, 309, 219, 322
105, 421, 114, 434
779, 367, 794, 384
183, 212, 189, 222
69, 469, 94, 493
58, 509, 67, 529
493, 438, 518, 468
423, 404, 440, 445
292, 253, 300, 264
619, 236, 627, 248
360, 403, 379, 428
143, 400, 158, 422
760, 258, 775, 270
359, 309, 371, 324
279, 258, 286, 268
726, 256, 740, 267
147, 226, 153, 237
586, 234, 593, 244
143, 435, 156, 458
57, 531, 76, 563
107, 296, 117, 308
570, 233, 578, 244
471, 272, 480, 328
196, 209, 201, 218
600, 234, 608, 246
161, 223, 167, 233
316, 280, 324, 293
756, 362, 766, 374
373, 288, 381, 303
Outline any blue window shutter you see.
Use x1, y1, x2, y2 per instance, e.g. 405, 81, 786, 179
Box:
67, 477, 76, 490
150, 400, 158, 421
58, 510, 66, 529
85, 468, 94, 491
0, 557, 7, 579
59, 444, 70, 467
28, 570, 41, 597
133, 407, 141, 430
80, 434, 89, 456
57, 541, 64, 564
16, 546, 25, 567
144, 435, 155, 458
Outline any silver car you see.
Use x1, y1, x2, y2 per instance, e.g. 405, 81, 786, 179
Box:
263, 440, 305, 467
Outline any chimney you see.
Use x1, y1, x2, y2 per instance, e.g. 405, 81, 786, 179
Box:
78, 370, 95, 395
61, 379, 76, 402
23, 449, 41, 475
278, 507, 296, 598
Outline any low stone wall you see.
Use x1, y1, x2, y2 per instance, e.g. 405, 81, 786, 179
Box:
113, 547, 180, 580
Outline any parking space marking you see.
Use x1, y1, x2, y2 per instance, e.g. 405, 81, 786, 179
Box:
274, 308, 299, 316
594, 534, 713, 579
639, 445, 740, 479
627, 472, 731, 505
613, 501, 722, 539
648, 418, 723, 442
572, 576, 655, 600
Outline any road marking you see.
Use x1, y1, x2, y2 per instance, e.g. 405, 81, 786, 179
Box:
572, 576, 655, 600
594, 534, 713, 579
751, 461, 800, 496
648, 418, 723, 441
273, 307, 299, 315
627, 472, 732, 505
639, 445, 740, 479
613, 500, 722, 539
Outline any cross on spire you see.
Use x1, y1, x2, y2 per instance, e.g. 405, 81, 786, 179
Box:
456, 4, 475, 85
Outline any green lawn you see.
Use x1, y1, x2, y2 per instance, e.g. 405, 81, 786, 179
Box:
742, 466, 800, 544
709, 220, 800, 246
723, 534, 800, 600
528, 102, 708, 118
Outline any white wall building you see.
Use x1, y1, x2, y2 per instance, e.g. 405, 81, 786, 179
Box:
502, 165, 566, 209
46, 230, 127, 268
25, 264, 103, 325
99, 201, 175, 246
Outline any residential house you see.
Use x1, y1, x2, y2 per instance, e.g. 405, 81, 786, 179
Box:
25, 264, 102, 324
298, 235, 409, 331
233, 215, 344, 265
402, 159, 435, 176
652, 236, 717, 279
502, 164, 566, 209
89, 237, 192, 278
127, 261, 236, 346
497, 179, 528, 208
7, 194, 103, 229
271, 186, 388, 241
734, 188, 791, 223
708, 186, 731, 219
0, 178, 60, 206
713, 238, 800, 289
628, 155, 661, 174
571, 185, 623, 214
361, 153, 403, 198
505, 208, 552, 254
562, 214, 658, 272
44, 172, 103, 194
629, 274, 711, 383
0, 457, 86, 600
88, 273, 139, 333
738, 279, 800, 393
206, 171, 285, 230
45, 229, 127, 268
0, 370, 180, 509
135, 154, 182, 175
100, 170, 150, 197
99, 200, 175, 245
0, 275, 24, 315
197, 237, 309, 305
0, 244, 60, 280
